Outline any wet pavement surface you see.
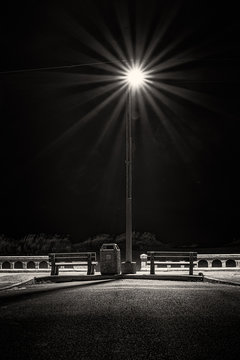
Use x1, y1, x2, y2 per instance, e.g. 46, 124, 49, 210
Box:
0, 279, 240, 359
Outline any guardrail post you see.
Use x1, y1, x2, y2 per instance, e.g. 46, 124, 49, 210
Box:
150, 253, 155, 275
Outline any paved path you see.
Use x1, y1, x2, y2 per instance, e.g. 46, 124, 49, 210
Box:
0, 279, 240, 359
203, 272, 240, 284
1, 271, 240, 289
0, 273, 47, 289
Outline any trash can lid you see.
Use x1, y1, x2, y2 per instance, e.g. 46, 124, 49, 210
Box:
101, 243, 120, 250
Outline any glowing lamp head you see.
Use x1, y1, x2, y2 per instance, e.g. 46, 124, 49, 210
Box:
126, 67, 145, 88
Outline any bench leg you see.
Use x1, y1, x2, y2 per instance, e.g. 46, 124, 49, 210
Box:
51, 262, 56, 276
90, 264, 95, 275
87, 257, 91, 275
189, 253, 193, 275
189, 262, 193, 275
55, 266, 59, 275
150, 255, 155, 275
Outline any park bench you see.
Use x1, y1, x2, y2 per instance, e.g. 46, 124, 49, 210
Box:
147, 251, 197, 275
49, 252, 97, 276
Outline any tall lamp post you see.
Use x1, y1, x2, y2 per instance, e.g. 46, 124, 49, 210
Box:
122, 67, 145, 274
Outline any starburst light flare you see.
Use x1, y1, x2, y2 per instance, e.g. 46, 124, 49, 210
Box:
126, 67, 146, 88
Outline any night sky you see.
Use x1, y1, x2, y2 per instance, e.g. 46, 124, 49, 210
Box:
1, 0, 240, 246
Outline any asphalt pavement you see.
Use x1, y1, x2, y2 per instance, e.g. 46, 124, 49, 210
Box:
0, 279, 240, 360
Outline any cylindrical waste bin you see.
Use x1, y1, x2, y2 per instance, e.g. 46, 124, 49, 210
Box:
100, 243, 121, 275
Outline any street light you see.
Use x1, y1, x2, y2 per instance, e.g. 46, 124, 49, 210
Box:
122, 66, 146, 274
127, 68, 145, 88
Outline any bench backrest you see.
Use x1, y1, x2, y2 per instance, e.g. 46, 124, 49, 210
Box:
147, 251, 197, 261
49, 252, 97, 262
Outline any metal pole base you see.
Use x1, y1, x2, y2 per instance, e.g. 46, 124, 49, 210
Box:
121, 261, 137, 274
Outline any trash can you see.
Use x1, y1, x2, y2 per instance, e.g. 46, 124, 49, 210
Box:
100, 243, 121, 275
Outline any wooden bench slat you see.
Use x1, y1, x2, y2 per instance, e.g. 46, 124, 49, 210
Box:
147, 257, 197, 260
49, 255, 96, 259
147, 261, 197, 265
48, 251, 96, 257
147, 256, 195, 258
56, 262, 97, 266
147, 252, 197, 255
54, 257, 96, 261
147, 253, 197, 256
147, 251, 198, 275
49, 252, 97, 276
51, 254, 96, 256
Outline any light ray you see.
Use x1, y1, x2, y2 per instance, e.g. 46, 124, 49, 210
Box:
56, 13, 124, 74
148, 58, 197, 76
135, 0, 156, 62
57, 80, 125, 115
144, 83, 192, 163
145, 20, 237, 76
95, 109, 125, 223
114, 1, 134, 63
137, 91, 160, 154
0, 59, 129, 75
146, 83, 203, 158
39, 84, 127, 156
62, 13, 127, 74
144, 27, 195, 73
150, 87, 205, 152
63, 73, 124, 85
75, 26, 126, 73
85, 3, 126, 63
86, 94, 126, 160
141, 3, 182, 68
145, 36, 233, 76
151, 81, 225, 116
147, 66, 229, 83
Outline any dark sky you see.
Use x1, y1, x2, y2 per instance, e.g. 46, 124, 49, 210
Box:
1, 0, 240, 246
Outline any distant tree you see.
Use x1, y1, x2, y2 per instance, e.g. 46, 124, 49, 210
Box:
73, 232, 163, 252
0, 234, 18, 255
135, 232, 162, 250
0, 232, 165, 255
115, 233, 126, 246
73, 234, 114, 251
0, 233, 72, 255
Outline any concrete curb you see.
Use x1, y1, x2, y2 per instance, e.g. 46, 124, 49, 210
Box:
203, 276, 240, 287
2, 274, 239, 297
0, 278, 36, 291
35, 273, 204, 283
7, 274, 239, 292
122, 274, 203, 281
35, 274, 122, 283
